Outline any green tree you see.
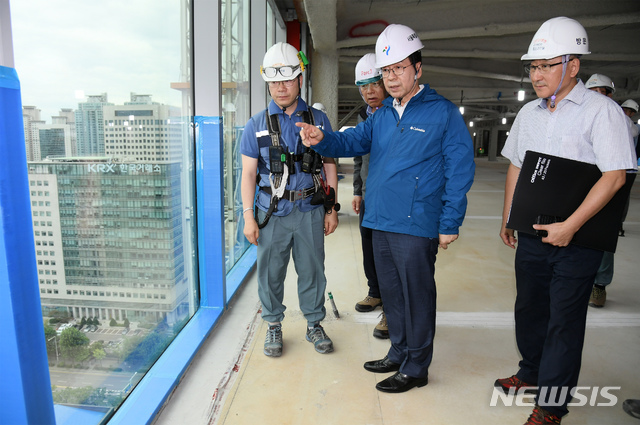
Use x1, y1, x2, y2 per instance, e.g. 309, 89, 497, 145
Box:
59, 327, 90, 364
93, 347, 106, 367
90, 340, 104, 351
118, 335, 144, 362
123, 332, 171, 372
80, 317, 87, 328
123, 318, 130, 329
110, 318, 117, 327
52, 386, 93, 404
51, 385, 123, 408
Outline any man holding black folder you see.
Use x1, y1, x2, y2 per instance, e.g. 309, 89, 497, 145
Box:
497, 17, 636, 425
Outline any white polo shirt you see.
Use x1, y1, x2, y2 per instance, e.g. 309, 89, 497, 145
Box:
502, 80, 637, 172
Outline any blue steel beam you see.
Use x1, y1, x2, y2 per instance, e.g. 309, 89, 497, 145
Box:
0, 65, 56, 425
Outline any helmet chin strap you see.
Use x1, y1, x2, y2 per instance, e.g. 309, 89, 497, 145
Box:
280, 95, 299, 113
548, 55, 570, 108
397, 65, 420, 106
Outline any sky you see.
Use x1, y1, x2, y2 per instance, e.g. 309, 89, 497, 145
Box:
10, 0, 186, 123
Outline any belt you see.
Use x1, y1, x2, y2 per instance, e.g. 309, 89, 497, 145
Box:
261, 186, 316, 201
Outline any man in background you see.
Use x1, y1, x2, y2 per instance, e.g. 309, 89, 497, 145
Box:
352, 53, 389, 340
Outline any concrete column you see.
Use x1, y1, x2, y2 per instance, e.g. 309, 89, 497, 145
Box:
250, 0, 267, 116
488, 125, 499, 161
310, 52, 339, 129
303, 0, 338, 130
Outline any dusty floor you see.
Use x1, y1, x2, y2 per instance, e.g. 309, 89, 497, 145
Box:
155, 158, 640, 425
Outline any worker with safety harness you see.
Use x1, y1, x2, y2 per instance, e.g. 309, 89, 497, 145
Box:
240, 42, 339, 358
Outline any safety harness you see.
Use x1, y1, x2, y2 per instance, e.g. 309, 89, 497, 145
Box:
254, 108, 328, 229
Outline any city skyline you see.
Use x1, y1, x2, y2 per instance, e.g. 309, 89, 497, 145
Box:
11, 0, 185, 124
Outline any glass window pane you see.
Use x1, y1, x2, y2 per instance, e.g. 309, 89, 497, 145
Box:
267, 3, 275, 49
221, 0, 251, 275
12, 1, 197, 422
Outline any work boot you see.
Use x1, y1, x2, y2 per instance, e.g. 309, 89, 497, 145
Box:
494, 374, 537, 395
355, 295, 382, 312
589, 285, 606, 308
306, 324, 334, 354
524, 404, 561, 424
372, 312, 389, 339
263, 323, 283, 357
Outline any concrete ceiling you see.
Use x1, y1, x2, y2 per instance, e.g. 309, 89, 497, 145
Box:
274, 0, 640, 127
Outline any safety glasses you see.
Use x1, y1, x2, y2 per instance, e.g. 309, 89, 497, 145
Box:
261, 65, 300, 79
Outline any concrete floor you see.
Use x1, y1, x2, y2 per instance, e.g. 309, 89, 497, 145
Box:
154, 158, 640, 425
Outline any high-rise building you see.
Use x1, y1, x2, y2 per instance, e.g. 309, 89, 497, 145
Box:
75, 93, 112, 157
23, 107, 76, 160
39, 127, 68, 159
28, 158, 191, 325
23, 106, 43, 161
53, 108, 77, 157
103, 93, 184, 162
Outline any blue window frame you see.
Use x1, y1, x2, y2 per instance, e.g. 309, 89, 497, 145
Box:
1, 0, 260, 423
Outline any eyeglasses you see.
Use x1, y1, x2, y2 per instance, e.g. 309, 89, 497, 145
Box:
359, 80, 384, 90
267, 79, 298, 88
262, 65, 300, 79
524, 59, 573, 75
381, 64, 414, 78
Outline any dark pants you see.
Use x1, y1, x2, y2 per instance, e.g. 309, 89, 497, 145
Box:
514, 232, 603, 417
373, 230, 438, 378
359, 200, 380, 298
621, 173, 636, 223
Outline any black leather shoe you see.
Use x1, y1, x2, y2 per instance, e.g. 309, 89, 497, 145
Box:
364, 356, 400, 373
375, 372, 429, 393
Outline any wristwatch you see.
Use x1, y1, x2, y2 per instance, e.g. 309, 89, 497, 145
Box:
326, 203, 341, 214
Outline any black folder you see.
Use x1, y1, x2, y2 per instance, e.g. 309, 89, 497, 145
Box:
506, 150, 633, 252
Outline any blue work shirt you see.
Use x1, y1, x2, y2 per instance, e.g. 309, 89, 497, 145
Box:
240, 98, 333, 216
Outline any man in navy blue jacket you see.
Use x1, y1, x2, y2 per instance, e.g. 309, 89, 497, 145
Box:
297, 24, 475, 393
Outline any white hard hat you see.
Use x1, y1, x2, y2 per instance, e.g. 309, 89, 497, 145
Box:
586, 73, 615, 93
621, 99, 639, 113
261, 42, 305, 82
355, 53, 382, 85
375, 24, 424, 69
521, 17, 590, 61
312, 102, 327, 114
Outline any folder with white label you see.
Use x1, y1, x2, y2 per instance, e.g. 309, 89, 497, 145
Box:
506, 150, 632, 252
